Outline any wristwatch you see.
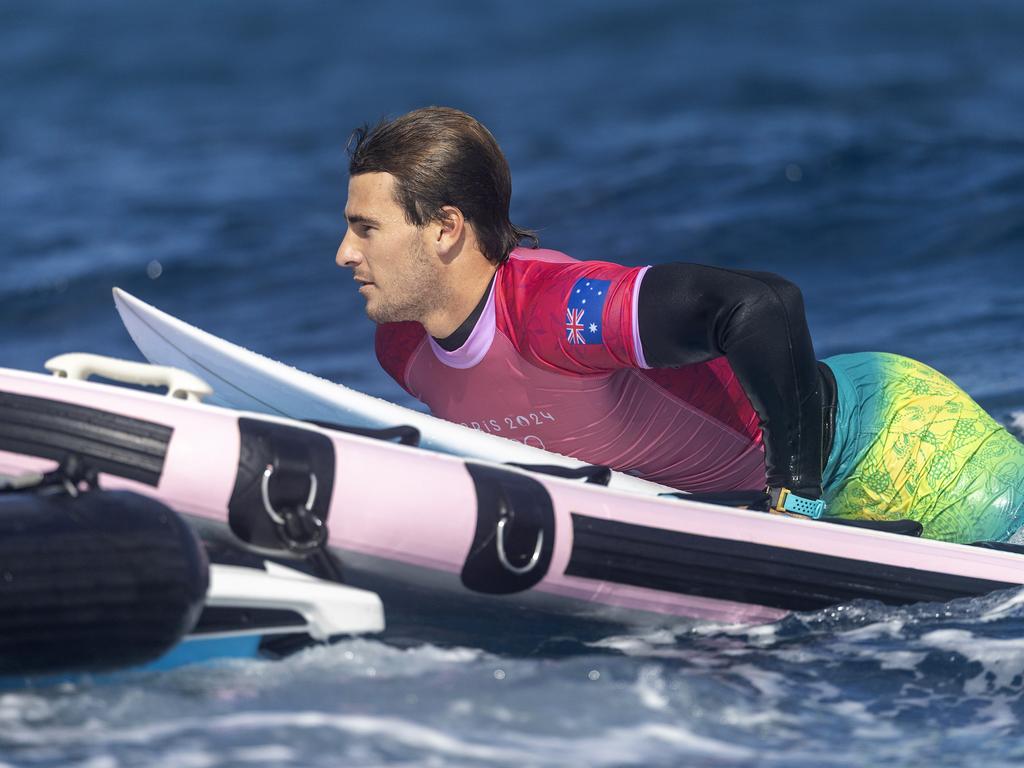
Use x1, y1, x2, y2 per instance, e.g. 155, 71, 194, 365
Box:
767, 486, 826, 519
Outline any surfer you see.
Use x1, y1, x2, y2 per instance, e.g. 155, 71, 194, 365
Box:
336, 106, 1024, 544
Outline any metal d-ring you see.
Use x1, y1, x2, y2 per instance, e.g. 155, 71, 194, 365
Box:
261, 464, 318, 525
495, 515, 543, 575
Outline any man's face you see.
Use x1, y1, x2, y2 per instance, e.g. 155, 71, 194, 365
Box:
336, 172, 447, 324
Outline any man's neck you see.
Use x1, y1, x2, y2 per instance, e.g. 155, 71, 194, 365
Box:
420, 259, 498, 338
432, 272, 496, 351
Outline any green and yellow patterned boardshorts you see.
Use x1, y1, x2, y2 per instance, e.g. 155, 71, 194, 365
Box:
822, 352, 1024, 543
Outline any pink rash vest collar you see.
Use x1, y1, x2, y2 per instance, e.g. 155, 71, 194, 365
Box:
427, 278, 497, 370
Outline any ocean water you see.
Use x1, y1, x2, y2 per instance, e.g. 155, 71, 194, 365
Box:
2, 1, 1024, 765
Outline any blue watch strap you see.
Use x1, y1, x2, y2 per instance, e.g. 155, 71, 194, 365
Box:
778, 489, 826, 519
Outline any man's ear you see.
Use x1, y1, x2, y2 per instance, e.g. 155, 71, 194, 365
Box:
434, 205, 465, 259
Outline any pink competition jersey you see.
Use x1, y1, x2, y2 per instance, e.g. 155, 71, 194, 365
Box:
375, 248, 766, 492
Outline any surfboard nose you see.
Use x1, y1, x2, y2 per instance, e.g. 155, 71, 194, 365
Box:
112, 285, 135, 310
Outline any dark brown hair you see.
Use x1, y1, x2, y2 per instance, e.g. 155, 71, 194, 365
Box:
347, 107, 537, 264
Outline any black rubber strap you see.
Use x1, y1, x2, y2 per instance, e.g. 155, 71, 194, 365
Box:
507, 463, 612, 486
307, 420, 421, 447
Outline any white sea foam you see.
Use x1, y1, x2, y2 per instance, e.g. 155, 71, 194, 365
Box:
838, 619, 907, 641
147, 750, 219, 768
630, 722, 756, 759
221, 713, 535, 762
872, 650, 929, 671
0, 711, 533, 763
488, 721, 758, 765
228, 745, 297, 763
586, 628, 680, 655
717, 705, 788, 728
70, 758, 119, 768
721, 664, 793, 699
976, 587, 1024, 622
738, 622, 782, 645
0, 690, 760, 767
919, 628, 1024, 694
633, 665, 670, 711
7, 607, 1024, 768
1010, 410, 1024, 437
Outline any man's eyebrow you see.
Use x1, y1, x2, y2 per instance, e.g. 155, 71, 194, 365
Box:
345, 212, 381, 227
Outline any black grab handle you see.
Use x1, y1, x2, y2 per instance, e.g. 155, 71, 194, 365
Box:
307, 420, 421, 447
507, 463, 613, 486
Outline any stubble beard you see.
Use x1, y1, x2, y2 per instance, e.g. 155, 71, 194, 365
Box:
363, 239, 448, 325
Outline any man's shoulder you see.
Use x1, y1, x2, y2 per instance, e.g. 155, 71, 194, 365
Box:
375, 321, 426, 387
498, 247, 644, 310
506, 246, 579, 266
499, 247, 637, 294
496, 247, 649, 371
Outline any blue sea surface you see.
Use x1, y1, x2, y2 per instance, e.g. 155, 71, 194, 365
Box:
2, 1, 1024, 765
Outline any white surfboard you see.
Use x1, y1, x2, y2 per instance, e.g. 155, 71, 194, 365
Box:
112, 288, 674, 496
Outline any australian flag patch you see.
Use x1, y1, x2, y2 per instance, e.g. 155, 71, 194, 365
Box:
565, 277, 610, 345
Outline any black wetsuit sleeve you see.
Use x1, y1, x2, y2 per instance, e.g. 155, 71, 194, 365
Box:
638, 263, 823, 497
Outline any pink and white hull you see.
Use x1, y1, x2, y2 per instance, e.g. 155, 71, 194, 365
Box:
2, 366, 1023, 639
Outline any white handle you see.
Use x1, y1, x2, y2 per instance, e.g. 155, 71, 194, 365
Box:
206, 563, 385, 639
45, 353, 214, 402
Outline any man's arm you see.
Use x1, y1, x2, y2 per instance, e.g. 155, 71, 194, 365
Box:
638, 263, 823, 498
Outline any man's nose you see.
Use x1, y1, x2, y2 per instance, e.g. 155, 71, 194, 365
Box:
335, 231, 363, 268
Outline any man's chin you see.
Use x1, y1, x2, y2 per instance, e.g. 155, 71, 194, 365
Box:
360, 292, 381, 322
364, 301, 400, 325
361, 292, 422, 325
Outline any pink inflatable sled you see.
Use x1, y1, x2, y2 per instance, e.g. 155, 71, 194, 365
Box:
2, 362, 1023, 641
